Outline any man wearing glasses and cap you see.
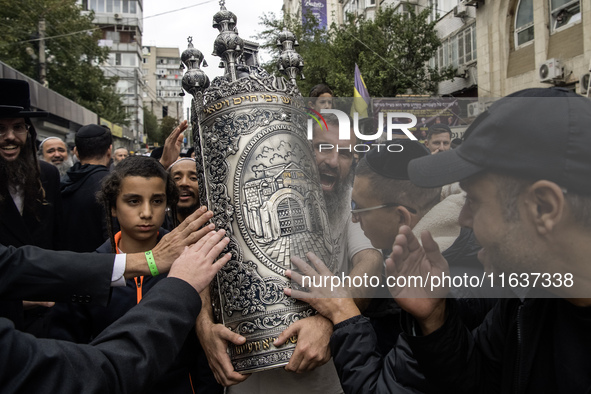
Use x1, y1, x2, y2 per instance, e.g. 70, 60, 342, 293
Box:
290, 87, 591, 393
344, 139, 486, 358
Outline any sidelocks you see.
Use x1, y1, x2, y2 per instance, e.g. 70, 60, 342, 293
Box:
180, 0, 335, 373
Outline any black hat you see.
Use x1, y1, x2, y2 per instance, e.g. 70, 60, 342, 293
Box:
364, 139, 430, 180
0, 79, 48, 118
150, 146, 164, 160
408, 87, 591, 195
76, 124, 110, 138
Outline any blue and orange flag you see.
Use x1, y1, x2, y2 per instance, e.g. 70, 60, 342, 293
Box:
351, 63, 370, 118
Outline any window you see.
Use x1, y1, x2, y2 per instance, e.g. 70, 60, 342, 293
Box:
439, 0, 459, 14
120, 53, 138, 67
464, 28, 472, 62
550, 0, 580, 31
88, 0, 104, 12
394, 2, 417, 18
451, 38, 458, 67
106, 31, 120, 43
515, 0, 534, 47
431, 24, 476, 69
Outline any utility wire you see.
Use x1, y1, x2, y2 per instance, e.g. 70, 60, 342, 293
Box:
11, 0, 218, 45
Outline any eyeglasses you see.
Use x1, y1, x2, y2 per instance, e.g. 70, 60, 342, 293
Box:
0, 123, 30, 138
351, 200, 417, 215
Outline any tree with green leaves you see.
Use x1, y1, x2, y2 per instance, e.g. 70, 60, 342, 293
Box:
257, 10, 331, 97
256, 6, 455, 97
143, 106, 160, 145
0, 0, 128, 124
157, 116, 178, 147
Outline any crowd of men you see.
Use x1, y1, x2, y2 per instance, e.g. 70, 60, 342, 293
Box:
1, 76, 590, 394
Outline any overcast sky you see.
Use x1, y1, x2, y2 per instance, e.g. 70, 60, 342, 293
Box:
143, 0, 284, 77
142, 0, 284, 116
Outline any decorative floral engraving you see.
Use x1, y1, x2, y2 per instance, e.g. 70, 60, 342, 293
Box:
235, 308, 316, 334
219, 260, 293, 316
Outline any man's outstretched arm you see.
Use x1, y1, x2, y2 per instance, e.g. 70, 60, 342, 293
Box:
0, 230, 231, 394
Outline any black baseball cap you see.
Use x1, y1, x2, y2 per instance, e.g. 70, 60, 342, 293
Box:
364, 139, 430, 180
408, 87, 591, 195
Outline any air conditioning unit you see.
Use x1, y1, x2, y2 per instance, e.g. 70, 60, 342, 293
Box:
114, 13, 122, 20
539, 58, 563, 83
467, 102, 483, 117
460, 0, 480, 6
454, 4, 468, 17
580, 73, 590, 95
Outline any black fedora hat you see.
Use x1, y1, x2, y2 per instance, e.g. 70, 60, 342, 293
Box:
0, 79, 48, 118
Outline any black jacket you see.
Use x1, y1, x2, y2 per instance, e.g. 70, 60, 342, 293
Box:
0, 161, 64, 331
60, 162, 110, 252
0, 243, 203, 394
363, 228, 496, 357
0, 160, 63, 250
401, 298, 591, 394
331, 315, 428, 394
48, 230, 222, 394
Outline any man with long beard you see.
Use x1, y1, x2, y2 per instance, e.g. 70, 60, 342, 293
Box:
199, 114, 382, 394
38, 137, 74, 177
0, 79, 62, 251
0, 78, 64, 332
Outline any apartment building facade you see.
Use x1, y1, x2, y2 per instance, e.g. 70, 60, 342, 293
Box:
79, 0, 145, 148
474, 0, 589, 97
142, 46, 183, 121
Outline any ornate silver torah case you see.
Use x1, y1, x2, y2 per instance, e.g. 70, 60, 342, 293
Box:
181, 1, 335, 373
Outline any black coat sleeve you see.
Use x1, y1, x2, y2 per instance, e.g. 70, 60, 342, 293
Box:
39, 161, 67, 250
330, 315, 430, 394
0, 277, 202, 394
0, 243, 113, 305
400, 299, 511, 394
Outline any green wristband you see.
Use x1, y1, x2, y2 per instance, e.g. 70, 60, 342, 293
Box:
145, 250, 159, 276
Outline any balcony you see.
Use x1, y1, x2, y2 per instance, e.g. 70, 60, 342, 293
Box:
93, 14, 143, 33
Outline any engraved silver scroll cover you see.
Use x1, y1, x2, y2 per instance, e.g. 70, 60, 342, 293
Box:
181, 2, 335, 374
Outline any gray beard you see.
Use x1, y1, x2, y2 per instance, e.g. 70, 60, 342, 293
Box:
324, 169, 354, 229
52, 156, 74, 177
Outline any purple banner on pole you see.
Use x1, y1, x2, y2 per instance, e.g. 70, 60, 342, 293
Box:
302, 0, 328, 29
